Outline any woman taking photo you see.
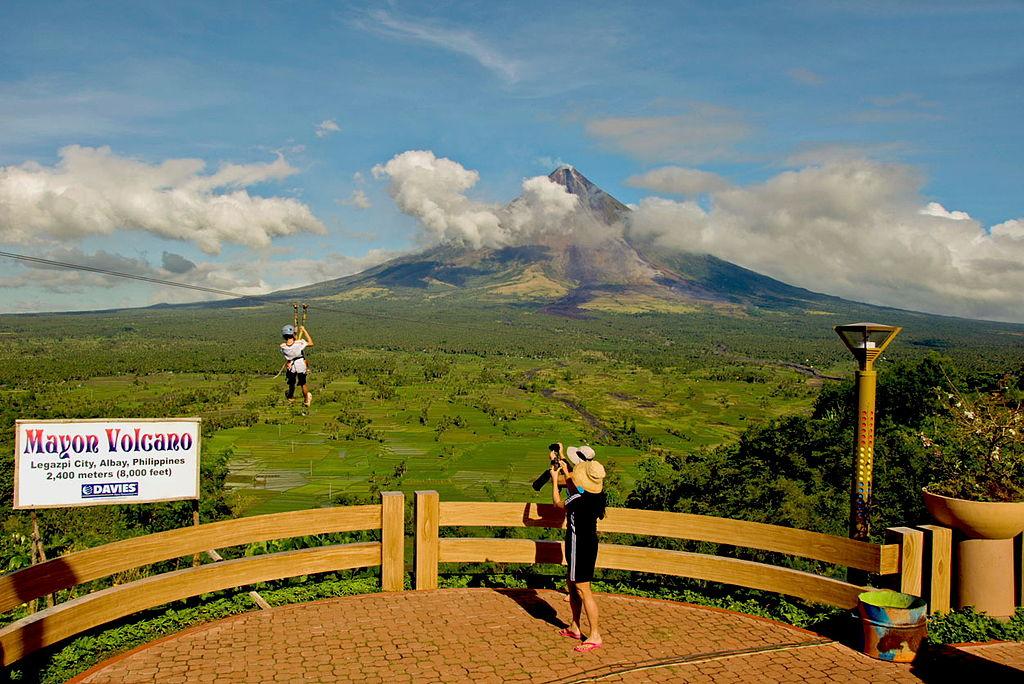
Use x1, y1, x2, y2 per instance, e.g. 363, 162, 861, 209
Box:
549, 444, 606, 653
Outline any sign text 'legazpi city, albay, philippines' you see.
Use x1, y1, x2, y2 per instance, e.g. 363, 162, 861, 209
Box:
13, 418, 201, 509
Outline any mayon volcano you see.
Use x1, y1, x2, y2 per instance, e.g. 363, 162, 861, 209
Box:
281, 166, 841, 316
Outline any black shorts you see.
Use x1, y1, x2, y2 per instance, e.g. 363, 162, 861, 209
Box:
286, 370, 307, 386
565, 517, 598, 583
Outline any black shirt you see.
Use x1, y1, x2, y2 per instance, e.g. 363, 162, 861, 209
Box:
565, 486, 603, 537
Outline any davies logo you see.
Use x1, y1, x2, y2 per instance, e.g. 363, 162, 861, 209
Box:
81, 482, 139, 498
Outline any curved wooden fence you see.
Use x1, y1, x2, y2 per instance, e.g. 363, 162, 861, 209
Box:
415, 492, 918, 611
0, 493, 404, 666
0, 490, 927, 667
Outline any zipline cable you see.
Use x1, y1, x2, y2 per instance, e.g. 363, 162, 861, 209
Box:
0, 250, 255, 299
0, 249, 518, 335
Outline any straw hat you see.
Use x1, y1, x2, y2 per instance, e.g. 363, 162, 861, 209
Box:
571, 459, 605, 494
565, 445, 596, 465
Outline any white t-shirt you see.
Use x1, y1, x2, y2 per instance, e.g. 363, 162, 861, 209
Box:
280, 339, 308, 374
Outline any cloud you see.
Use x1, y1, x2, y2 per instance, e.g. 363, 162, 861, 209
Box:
338, 189, 371, 209
991, 219, 1024, 239
0, 245, 399, 311
920, 201, 971, 221
788, 68, 825, 86
586, 104, 751, 163
850, 93, 942, 124
270, 248, 401, 290
0, 63, 231, 151
783, 142, 912, 166
372, 150, 586, 249
536, 156, 569, 171
0, 247, 270, 302
502, 175, 580, 239
629, 159, 1024, 322
626, 166, 732, 196
0, 146, 325, 253
361, 10, 521, 83
315, 119, 341, 138
372, 150, 501, 247
161, 251, 197, 273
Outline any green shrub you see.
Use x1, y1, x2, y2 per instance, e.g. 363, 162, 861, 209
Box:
927, 607, 1024, 645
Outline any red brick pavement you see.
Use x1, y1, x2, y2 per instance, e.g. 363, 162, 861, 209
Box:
70, 589, 1021, 683
952, 641, 1024, 670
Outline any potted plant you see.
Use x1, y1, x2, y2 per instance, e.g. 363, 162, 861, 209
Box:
919, 376, 1024, 618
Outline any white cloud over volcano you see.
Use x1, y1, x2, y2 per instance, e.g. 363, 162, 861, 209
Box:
372, 150, 581, 249
0, 146, 325, 254
629, 160, 1024, 322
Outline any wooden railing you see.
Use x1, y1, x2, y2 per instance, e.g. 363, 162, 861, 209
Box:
415, 491, 921, 611
0, 492, 405, 666
0, 491, 937, 667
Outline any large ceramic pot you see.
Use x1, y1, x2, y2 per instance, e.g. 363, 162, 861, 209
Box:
923, 488, 1024, 619
922, 489, 1024, 539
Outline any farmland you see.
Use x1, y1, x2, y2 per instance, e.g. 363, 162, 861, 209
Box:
214, 352, 817, 514
4, 350, 817, 516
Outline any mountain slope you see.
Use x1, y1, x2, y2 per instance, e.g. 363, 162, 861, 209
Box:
279, 165, 851, 316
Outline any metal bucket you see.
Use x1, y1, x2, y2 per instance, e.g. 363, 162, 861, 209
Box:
857, 590, 928, 663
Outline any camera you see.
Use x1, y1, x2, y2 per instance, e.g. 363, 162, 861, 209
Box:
532, 443, 564, 491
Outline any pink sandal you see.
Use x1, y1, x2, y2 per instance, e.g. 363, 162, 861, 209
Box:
557, 628, 582, 640
574, 642, 603, 653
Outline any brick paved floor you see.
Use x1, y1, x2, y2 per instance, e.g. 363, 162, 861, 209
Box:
70, 589, 1021, 683
953, 641, 1024, 670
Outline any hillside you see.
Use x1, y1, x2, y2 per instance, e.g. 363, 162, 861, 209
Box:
277, 166, 855, 317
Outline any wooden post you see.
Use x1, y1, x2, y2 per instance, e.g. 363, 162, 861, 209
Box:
28, 513, 39, 615
415, 491, 439, 591
192, 500, 201, 568
886, 526, 924, 598
380, 492, 404, 592
30, 512, 54, 609
918, 525, 953, 614
205, 549, 271, 609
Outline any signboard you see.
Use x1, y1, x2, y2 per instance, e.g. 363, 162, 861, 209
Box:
14, 418, 201, 509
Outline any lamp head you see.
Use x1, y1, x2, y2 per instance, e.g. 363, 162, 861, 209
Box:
834, 322, 902, 370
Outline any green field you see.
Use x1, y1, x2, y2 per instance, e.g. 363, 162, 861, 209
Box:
0, 297, 1015, 517
32, 351, 814, 515
4, 300, 1021, 520
214, 352, 815, 511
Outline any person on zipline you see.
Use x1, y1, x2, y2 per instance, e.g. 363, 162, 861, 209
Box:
280, 324, 314, 407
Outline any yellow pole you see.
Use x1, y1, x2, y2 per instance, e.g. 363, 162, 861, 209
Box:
850, 368, 877, 541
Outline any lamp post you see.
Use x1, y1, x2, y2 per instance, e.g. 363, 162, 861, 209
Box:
834, 323, 902, 541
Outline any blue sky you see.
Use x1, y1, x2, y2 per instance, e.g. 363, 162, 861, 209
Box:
1, 1, 1023, 319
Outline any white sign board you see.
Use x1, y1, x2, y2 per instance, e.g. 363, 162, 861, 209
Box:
14, 418, 201, 509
